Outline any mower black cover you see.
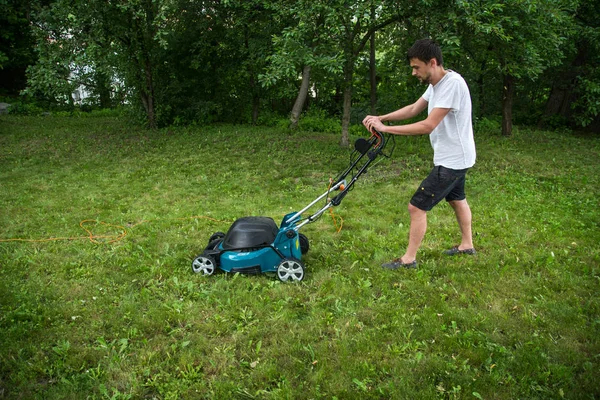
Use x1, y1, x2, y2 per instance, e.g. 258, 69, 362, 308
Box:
221, 216, 279, 250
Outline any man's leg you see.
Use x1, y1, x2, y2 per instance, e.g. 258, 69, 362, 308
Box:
400, 203, 427, 263
448, 199, 474, 250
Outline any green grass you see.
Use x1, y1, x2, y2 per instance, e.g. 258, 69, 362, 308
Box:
1, 115, 599, 399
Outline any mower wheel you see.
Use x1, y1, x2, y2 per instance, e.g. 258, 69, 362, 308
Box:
276, 258, 305, 282
299, 233, 309, 255
191, 254, 217, 276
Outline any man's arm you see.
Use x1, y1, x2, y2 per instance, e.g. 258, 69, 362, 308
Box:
362, 97, 428, 131
364, 103, 450, 136
380, 97, 428, 122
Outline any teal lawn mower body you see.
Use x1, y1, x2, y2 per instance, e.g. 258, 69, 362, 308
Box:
191, 130, 393, 282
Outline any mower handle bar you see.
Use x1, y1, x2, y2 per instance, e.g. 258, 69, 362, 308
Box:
285, 179, 346, 228
286, 130, 387, 230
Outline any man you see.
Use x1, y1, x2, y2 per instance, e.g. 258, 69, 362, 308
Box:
363, 38, 476, 269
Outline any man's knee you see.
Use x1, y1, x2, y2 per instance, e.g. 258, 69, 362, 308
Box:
408, 202, 426, 216
448, 199, 467, 209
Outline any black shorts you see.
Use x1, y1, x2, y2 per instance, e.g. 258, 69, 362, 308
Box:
410, 166, 469, 211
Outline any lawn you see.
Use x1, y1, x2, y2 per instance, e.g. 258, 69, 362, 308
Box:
0, 115, 599, 399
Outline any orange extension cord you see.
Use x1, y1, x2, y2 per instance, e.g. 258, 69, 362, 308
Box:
0, 207, 344, 245
0, 216, 227, 245
327, 178, 345, 233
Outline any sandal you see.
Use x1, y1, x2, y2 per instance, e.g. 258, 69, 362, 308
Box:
382, 258, 418, 269
444, 246, 476, 256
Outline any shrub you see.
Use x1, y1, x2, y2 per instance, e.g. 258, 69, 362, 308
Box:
256, 110, 289, 128
474, 116, 501, 134
298, 108, 341, 133
6, 100, 44, 116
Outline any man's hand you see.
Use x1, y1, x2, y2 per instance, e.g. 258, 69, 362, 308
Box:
362, 115, 386, 133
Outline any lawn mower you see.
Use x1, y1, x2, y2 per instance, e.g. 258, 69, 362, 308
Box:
191, 129, 394, 282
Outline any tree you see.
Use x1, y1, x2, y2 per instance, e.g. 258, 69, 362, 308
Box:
87, 0, 166, 127
21, 0, 596, 135
540, 0, 600, 130
333, 1, 404, 146
261, 0, 405, 145
456, 0, 577, 136
0, 0, 39, 96
260, 1, 344, 129
222, 0, 279, 124
26, 0, 167, 126
368, 5, 377, 115
156, 0, 283, 125
24, 2, 83, 106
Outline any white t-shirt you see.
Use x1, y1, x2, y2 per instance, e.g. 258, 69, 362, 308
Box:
422, 70, 476, 169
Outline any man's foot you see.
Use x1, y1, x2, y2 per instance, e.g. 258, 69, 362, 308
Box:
382, 258, 418, 270
444, 246, 476, 256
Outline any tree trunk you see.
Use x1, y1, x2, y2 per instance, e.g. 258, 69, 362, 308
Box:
338, 15, 401, 146
140, 92, 155, 129
369, 29, 377, 115
245, 26, 260, 125
542, 86, 572, 120
249, 63, 259, 124
252, 98, 260, 124
476, 74, 485, 118
341, 62, 353, 147
142, 59, 156, 129
290, 65, 311, 129
539, 45, 586, 128
95, 71, 112, 108
501, 74, 514, 137
369, 6, 377, 115
476, 59, 487, 118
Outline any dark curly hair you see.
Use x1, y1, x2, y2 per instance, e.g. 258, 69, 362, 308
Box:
407, 39, 443, 66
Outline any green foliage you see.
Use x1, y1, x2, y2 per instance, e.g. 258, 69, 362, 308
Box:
3, 96, 127, 117
5, 99, 44, 115
0, 0, 37, 94
16, 0, 598, 132
473, 116, 501, 134
255, 110, 289, 128
573, 72, 600, 127
297, 108, 342, 133
456, 0, 576, 78
569, 0, 600, 129
1, 116, 599, 398
258, 1, 345, 88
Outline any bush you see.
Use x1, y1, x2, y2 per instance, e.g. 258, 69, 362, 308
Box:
298, 108, 341, 133
6, 100, 44, 116
88, 108, 126, 118
474, 116, 501, 134
256, 110, 289, 128
539, 114, 569, 130
349, 123, 369, 137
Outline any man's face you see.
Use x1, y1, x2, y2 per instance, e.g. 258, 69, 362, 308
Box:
410, 58, 433, 85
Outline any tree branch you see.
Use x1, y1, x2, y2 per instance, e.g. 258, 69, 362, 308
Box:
354, 16, 402, 56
